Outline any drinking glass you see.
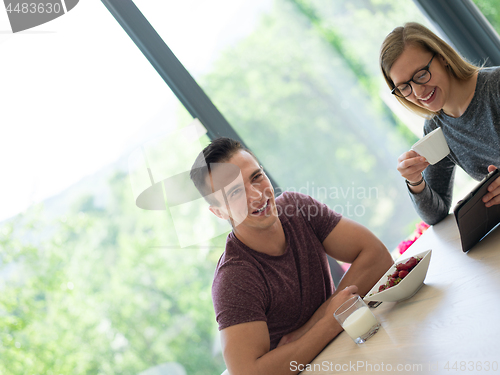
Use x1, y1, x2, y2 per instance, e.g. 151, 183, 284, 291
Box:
334, 295, 380, 344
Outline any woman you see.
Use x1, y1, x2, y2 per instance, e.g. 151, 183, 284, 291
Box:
380, 22, 500, 225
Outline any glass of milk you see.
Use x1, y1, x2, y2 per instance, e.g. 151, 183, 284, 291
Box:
334, 296, 380, 344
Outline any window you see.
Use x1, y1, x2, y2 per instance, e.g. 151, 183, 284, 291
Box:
6, 0, 488, 373
0, 2, 224, 374
135, 0, 432, 248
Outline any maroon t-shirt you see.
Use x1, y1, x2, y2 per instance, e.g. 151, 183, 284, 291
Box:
212, 191, 342, 349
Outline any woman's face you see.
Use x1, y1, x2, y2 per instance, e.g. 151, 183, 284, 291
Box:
389, 44, 451, 112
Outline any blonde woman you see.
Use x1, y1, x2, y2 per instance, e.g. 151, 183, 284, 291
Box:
380, 22, 500, 225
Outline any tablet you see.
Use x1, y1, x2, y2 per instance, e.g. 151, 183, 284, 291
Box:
453, 168, 500, 252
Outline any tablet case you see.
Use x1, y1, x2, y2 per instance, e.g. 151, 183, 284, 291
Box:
453, 169, 500, 252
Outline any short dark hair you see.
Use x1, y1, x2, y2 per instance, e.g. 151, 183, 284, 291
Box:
190, 137, 257, 206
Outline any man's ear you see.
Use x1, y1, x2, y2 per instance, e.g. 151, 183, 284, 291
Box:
209, 205, 229, 220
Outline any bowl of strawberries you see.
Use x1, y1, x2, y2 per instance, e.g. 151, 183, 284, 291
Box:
363, 249, 432, 303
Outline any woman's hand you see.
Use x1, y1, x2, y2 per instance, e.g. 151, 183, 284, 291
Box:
397, 150, 430, 193
483, 165, 500, 207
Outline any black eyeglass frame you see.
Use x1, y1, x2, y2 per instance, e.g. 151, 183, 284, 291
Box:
391, 53, 437, 98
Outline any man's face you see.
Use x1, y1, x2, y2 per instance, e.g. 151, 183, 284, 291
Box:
207, 150, 278, 231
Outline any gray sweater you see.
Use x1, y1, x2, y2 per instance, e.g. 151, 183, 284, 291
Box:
409, 67, 500, 225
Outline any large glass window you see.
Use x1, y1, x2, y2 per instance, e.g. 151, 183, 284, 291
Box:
0, 2, 224, 374
9, 0, 497, 373
135, 0, 433, 249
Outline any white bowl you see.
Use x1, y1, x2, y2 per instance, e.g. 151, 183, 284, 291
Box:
363, 250, 432, 303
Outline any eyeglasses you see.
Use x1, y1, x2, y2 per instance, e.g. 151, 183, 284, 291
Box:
391, 53, 436, 98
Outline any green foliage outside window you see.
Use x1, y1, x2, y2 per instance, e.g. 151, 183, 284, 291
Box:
0, 170, 227, 375
0, 0, 464, 373
473, 0, 500, 33
200, 0, 426, 249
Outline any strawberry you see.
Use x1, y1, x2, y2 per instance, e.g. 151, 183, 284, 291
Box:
375, 257, 423, 294
405, 257, 417, 269
396, 262, 409, 271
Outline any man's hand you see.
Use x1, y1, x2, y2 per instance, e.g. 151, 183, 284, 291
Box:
483, 165, 500, 207
220, 287, 358, 375
277, 218, 391, 350
323, 285, 359, 322
276, 327, 305, 348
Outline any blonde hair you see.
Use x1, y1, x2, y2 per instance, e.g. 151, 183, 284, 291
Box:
380, 22, 481, 118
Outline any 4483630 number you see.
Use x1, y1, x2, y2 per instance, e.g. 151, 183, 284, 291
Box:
6, 2, 62, 14
444, 361, 499, 372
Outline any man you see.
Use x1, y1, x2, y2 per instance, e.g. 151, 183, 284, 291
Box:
190, 137, 393, 375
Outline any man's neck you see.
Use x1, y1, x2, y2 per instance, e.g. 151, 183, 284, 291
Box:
233, 219, 287, 256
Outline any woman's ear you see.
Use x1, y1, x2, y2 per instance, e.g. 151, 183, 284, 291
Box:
439, 54, 448, 67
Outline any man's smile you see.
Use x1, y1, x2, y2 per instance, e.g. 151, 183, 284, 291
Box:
252, 199, 270, 215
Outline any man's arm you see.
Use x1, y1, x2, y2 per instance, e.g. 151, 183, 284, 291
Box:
221, 286, 358, 375
324, 216, 394, 295
277, 217, 392, 346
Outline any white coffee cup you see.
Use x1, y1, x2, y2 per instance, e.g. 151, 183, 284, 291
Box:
411, 127, 450, 165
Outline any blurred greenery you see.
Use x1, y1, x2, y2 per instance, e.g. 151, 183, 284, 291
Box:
472, 0, 500, 33
0, 169, 227, 375
199, 0, 427, 249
